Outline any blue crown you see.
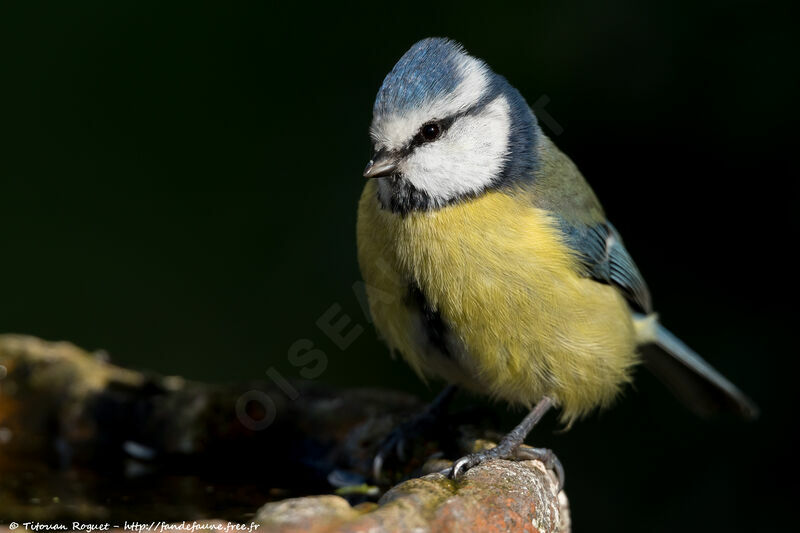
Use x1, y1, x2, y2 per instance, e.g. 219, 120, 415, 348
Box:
373, 38, 468, 117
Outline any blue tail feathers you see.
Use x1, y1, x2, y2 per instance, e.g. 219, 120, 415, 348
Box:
640, 321, 758, 420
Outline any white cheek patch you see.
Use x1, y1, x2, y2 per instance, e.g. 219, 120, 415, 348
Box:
401, 95, 512, 204
370, 55, 490, 151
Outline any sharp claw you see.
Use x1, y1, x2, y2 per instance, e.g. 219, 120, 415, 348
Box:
553, 459, 565, 492
372, 430, 402, 482
449, 461, 461, 479
449, 456, 472, 478
372, 452, 385, 482
371, 387, 461, 483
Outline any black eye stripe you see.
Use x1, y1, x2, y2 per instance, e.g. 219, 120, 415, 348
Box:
392, 90, 499, 154
409, 115, 456, 149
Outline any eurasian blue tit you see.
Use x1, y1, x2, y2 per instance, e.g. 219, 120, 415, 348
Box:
356, 38, 757, 480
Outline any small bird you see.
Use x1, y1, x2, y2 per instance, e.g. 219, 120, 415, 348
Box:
357, 38, 757, 481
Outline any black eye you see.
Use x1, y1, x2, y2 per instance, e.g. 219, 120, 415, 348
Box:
421, 122, 441, 142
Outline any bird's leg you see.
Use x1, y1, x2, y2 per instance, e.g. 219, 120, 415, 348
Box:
449, 396, 563, 488
373, 385, 457, 481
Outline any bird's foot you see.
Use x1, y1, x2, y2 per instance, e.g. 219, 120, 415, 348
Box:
449, 437, 518, 478
515, 445, 565, 491
445, 396, 563, 489
450, 443, 564, 491
372, 386, 457, 482
372, 410, 439, 481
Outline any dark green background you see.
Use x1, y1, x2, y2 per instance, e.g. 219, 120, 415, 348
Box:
2, 1, 797, 531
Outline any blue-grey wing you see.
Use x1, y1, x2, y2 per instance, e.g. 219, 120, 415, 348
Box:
560, 219, 652, 313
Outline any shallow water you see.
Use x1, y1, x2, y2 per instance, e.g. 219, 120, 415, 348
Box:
0, 461, 292, 524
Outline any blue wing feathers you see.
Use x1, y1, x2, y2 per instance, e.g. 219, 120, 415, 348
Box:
559, 219, 652, 313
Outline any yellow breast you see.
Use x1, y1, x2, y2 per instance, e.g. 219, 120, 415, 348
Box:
357, 180, 638, 422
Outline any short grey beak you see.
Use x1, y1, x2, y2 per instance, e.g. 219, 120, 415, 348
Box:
363, 150, 399, 179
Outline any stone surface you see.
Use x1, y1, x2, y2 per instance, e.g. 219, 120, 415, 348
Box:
255, 460, 570, 533
256, 495, 364, 533
0, 334, 569, 532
